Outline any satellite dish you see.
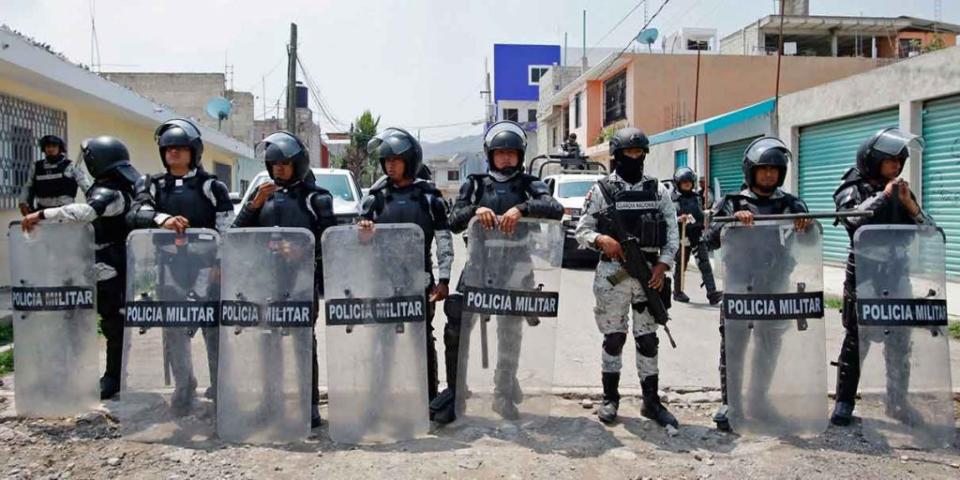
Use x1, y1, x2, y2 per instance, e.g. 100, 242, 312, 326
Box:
205, 96, 232, 129
636, 28, 659, 45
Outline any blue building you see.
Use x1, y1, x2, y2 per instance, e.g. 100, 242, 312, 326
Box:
493, 44, 562, 157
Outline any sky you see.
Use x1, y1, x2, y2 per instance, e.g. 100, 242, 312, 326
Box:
4, 0, 958, 141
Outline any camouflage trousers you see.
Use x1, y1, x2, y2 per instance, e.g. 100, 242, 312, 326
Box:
592, 260, 659, 381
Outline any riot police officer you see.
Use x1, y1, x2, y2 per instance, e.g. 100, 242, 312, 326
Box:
357, 127, 454, 407
431, 121, 563, 424
127, 118, 234, 409
670, 167, 721, 305
18, 134, 92, 215
703, 137, 811, 431
830, 128, 934, 427
232, 130, 336, 428
575, 127, 680, 427
21, 137, 140, 400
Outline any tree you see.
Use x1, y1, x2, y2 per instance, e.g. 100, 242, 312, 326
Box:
341, 110, 380, 186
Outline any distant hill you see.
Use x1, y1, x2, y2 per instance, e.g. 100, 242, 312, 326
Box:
421, 134, 483, 160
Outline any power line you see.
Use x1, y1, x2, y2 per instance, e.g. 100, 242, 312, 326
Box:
595, 0, 674, 79
296, 55, 348, 130
590, 0, 647, 50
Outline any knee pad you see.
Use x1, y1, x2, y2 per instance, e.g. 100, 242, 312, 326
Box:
636, 332, 659, 358
603, 332, 627, 356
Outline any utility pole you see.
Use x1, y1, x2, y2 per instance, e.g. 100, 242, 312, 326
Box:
286, 23, 298, 134
481, 58, 494, 125
581, 10, 588, 70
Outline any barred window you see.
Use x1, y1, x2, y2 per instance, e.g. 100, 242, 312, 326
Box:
0, 93, 67, 209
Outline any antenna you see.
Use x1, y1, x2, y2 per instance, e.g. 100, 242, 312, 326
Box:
205, 96, 233, 130
89, 0, 101, 72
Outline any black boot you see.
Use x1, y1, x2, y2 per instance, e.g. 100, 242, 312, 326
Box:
100, 375, 120, 400
640, 375, 678, 428
830, 401, 855, 426
492, 369, 520, 420
673, 291, 690, 303
597, 372, 620, 424
429, 388, 457, 425
707, 290, 723, 306
713, 404, 731, 431
170, 376, 197, 417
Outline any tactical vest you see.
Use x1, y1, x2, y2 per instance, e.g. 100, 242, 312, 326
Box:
597, 177, 667, 248
471, 174, 529, 214
34, 158, 78, 206
153, 173, 217, 229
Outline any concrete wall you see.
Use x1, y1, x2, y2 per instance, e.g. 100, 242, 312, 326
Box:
720, 23, 761, 55
0, 75, 241, 284
776, 45, 960, 194
103, 72, 255, 146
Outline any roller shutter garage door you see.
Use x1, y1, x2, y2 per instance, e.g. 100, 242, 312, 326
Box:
709, 136, 759, 200
798, 109, 899, 263
921, 94, 960, 278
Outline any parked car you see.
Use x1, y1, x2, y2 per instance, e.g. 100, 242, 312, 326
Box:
237, 168, 363, 224
542, 172, 605, 266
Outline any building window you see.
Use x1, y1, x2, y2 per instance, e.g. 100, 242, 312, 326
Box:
551, 127, 558, 147
674, 149, 689, 169
899, 38, 922, 58
0, 92, 68, 210
447, 170, 460, 182
527, 109, 537, 123
214, 162, 233, 191
603, 71, 627, 125
573, 93, 582, 129
528, 65, 551, 85
503, 108, 519, 122
687, 39, 710, 51
562, 107, 570, 139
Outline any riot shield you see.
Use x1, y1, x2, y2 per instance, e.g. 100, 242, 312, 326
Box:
720, 221, 827, 437
854, 225, 953, 449
218, 227, 316, 444
456, 218, 563, 427
117, 229, 220, 440
322, 224, 430, 444
8, 221, 98, 416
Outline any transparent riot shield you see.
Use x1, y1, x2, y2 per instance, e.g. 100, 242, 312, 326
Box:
720, 221, 827, 437
218, 228, 316, 444
8, 221, 98, 417
322, 224, 430, 444
117, 229, 220, 441
456, 218, 563, 427
854, 225, 953, 449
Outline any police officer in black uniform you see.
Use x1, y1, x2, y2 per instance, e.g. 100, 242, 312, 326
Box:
357, 127, 454, 409
703, 137, 812, 431
430, 121, 563, 424
670, 167, 721, 305
232, 131, 336, 428
18, 134, 92, 216
127, 119, 234, 408
21, 137, 140, 400
830, 128, 934, 426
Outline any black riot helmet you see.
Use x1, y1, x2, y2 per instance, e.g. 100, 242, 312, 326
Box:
38, 135, 66, 156
673, 166, 696, 188
609, 127, 649, 182
80, 136, 140, 185
742, 136, 790, 189
155, 118, 204, 169
367, 127, 422, 180
483, 121, 527, 173
257, 131, 311, 187
855, 127, 923, 180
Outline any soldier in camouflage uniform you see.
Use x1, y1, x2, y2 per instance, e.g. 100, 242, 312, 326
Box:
575, 127, 680, 427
